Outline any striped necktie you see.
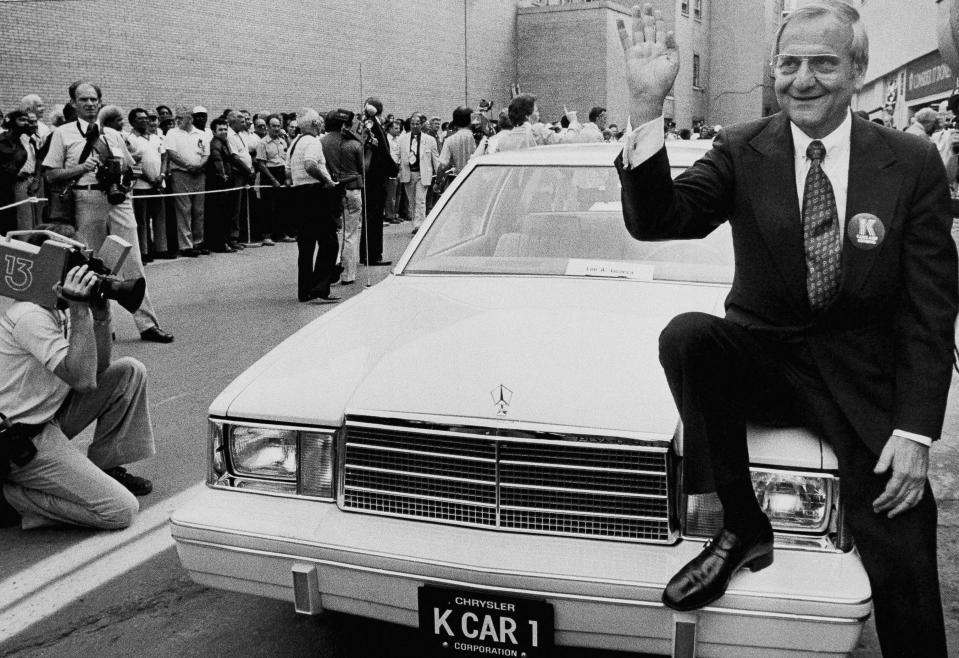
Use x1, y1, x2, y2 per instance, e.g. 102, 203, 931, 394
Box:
802, 140, 841, 311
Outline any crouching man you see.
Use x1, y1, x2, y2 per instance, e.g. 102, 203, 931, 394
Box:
0, 225, 155, 530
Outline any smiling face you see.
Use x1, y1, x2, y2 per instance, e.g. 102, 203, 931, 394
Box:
774, 14, 864, 139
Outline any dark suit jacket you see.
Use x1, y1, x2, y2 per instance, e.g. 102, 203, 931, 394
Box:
618, 112, 958, 462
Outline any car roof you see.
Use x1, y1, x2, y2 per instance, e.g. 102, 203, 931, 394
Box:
473, 140, 714, 168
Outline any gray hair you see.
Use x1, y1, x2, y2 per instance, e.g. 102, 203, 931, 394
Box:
914, 107, 939, 127
772, 0, 868, 77
19, 94, 42, 113
97, 104, 124, 126
297, 108, 321, 133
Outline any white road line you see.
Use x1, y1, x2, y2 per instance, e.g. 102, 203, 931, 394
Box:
154, 391, 192, 407
0, 482, 206, 641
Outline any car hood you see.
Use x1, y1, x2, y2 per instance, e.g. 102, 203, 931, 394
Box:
213, 275, 832, 468
214, 275, 725, 437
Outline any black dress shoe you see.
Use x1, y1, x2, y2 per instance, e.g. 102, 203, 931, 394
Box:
662, 522, 774, 611
0, 489, 21, 528
213, 244, 236, 253
154, 251, 177, 260
181, 248, 199, 257
140, 326, 174, 343
104, 466, 153, 496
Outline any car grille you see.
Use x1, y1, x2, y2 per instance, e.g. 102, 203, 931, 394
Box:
340, 416, 675, 543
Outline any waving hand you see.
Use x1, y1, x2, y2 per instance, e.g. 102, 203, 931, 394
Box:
616, 4, 680, 126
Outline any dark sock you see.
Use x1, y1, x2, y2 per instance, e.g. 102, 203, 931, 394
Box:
716, 478, 768, 540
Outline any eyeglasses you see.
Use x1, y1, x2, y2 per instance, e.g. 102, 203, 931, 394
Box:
770, 53, 843, 76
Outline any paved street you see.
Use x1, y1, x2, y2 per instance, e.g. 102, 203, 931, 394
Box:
0, 221, 957, 658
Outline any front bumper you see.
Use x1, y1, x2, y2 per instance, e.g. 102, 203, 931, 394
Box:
170, 488, 871, 657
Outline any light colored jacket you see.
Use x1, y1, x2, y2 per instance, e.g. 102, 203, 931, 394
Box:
397, 131, 439, 184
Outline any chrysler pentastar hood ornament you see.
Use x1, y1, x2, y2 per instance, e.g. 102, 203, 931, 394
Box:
491, 384, 513, 416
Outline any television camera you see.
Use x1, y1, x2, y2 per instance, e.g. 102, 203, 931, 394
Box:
0, 231, 144, 312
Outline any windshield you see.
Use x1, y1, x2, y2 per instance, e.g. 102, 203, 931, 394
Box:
404, 164, 733, 284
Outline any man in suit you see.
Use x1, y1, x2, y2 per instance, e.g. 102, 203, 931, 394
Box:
616, 3, 956, 656
354, 97, 398, 266
397, 113, 439, 235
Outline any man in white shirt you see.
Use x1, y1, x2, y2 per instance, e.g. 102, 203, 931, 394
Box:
42, 81, 172, 343
385, 120, 402, 223
126, 108, 168, 262
286, 109, 340, 302
0, 226, 156, 530
577, 106, 608, 143
226, 110, 256, 249
164, 106, 209, 257
616, 3, 954, 655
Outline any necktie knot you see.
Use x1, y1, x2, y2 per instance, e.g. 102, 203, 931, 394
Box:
806, 140, 826, 163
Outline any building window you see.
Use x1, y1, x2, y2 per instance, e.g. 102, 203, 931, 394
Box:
693, 54, 701, 88
694, 0, 702, 20
681, 1, 688, 16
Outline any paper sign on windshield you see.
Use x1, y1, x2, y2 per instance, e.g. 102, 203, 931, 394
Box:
565, 260, 655, 280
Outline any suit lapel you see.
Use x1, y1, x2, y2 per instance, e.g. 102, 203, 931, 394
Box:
841, 118, 899, 296
744, 114, 808, 311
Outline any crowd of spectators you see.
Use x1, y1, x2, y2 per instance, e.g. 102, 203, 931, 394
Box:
2, 85, 677, 312
0, 88, 634, 259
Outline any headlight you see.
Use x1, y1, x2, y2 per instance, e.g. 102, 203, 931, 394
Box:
752, 471, 830, 530
684, 468, 836, 539
231, 425, 298, 480
208, 419, 336, 499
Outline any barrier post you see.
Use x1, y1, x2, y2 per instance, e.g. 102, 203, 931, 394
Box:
241, 185, 261, 247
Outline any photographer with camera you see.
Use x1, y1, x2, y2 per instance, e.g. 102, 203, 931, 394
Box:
0, 224, 155, 530
41, 81, 173, 343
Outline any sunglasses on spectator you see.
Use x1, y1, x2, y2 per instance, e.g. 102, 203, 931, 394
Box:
770, 53, 842, 76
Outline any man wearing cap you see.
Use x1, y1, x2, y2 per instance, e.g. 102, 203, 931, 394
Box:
192, 106, 213, 152
322, 109, 364, 285
164, 105, 210, 257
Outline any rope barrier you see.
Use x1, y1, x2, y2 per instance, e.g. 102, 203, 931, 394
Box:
0, 197, 47, 212
131, 183, 272, 200
0, 185, 277, 211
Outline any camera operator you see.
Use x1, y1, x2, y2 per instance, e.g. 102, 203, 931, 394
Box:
41, 81, 173, 343
0, 224, 155, 530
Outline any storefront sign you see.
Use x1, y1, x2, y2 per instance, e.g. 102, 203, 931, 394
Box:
906, 50, 957, 100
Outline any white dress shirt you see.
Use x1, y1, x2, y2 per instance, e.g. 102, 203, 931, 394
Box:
620, 111, 931, 448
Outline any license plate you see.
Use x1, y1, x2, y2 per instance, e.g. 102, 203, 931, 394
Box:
418, 585, 554, 657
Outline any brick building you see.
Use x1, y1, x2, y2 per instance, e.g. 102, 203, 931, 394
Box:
516, 0, 795, 132
0, 0, 516, 123
852, 0, 955, 129
1, 0, 869, 134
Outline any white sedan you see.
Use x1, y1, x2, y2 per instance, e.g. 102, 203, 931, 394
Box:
171, 141, 870, 658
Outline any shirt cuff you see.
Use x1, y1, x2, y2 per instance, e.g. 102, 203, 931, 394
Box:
620, 116, 666, 169
892, 429, 933, 447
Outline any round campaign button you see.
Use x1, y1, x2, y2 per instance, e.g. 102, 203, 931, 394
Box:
846, 213, 885, 250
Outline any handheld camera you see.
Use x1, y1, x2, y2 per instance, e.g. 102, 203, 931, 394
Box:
0, 231, 145, 312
